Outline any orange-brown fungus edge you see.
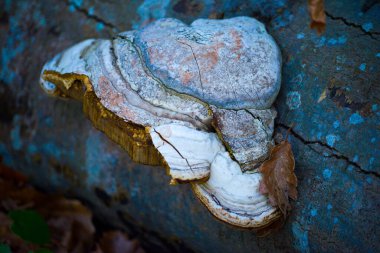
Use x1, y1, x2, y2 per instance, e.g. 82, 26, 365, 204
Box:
42, 70, 164, 166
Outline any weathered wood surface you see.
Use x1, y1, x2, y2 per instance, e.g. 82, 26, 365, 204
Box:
0, 0, 379, 252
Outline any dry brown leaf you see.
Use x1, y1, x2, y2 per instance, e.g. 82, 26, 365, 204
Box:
0, 157, 28, 184
0, 180, 46, 211
0, 164, 95, 252
39, 199, 95, 253
0, 211, 36, 253
259, 140, 297, 217
0, 159, 145, 253
97, 231, 145, 253
255, 215, 286, 237
308, 0, 326, 34
0, 182, 95, 253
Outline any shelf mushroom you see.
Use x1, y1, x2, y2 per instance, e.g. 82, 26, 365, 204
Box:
40, 16, 284, 229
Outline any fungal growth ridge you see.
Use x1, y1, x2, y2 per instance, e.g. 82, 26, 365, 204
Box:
40, 17, 283, 229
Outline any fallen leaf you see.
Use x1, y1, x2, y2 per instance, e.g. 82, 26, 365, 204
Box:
0, 244, 12, 253
0, 212, 33, 253
30, 249, 53, 253
0, 157, 28, 184
308, 0, 326, 34
0, 178, 94, 253
39, 199, 95, 253
97, 231, 145, 253
8, 210, 51, 245
255, 216, 286, 237
0, 161, 144, 253
0, 180, 47, 211
259, 140, 297, 217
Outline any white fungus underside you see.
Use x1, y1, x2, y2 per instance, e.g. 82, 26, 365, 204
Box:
192, 152, 278, 227
149, 124, 225, 181
149, 125, 278, 227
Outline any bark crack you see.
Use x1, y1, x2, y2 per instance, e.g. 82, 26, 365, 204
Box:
325, 11, 379, 41
66, 0, 120, 32
277, 123, 380, 179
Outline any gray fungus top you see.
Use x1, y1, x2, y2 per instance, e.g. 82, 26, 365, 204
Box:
134, 17, 282, 109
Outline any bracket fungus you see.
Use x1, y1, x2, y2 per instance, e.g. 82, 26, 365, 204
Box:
40, 17, 290, 229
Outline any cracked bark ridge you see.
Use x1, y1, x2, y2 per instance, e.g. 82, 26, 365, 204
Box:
325, 11, 380, 40
277, 123, 380, 178
66, 0, 120, 32
40, 17, 284, 228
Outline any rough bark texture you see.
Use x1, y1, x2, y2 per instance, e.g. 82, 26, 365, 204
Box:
0, 0, 379, 252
